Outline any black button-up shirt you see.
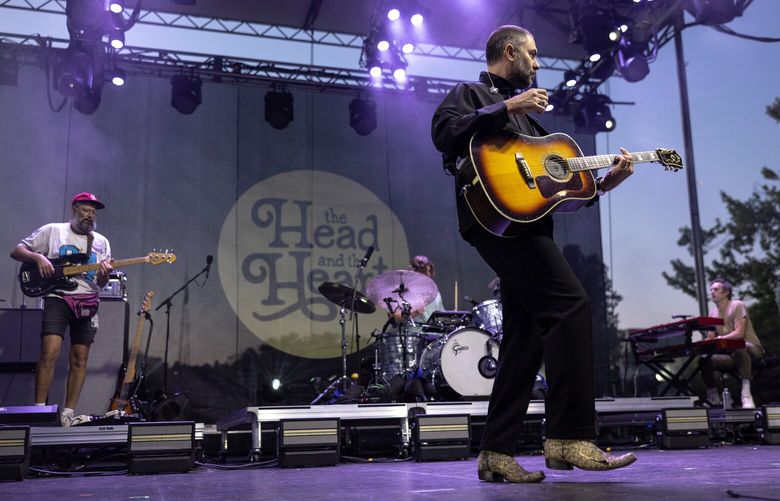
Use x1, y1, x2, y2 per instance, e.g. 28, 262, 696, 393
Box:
431, 72, 548, 237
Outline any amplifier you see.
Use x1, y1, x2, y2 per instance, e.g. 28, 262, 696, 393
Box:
99, 272, 126, 299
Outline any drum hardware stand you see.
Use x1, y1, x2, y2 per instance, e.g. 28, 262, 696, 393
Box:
349, 247, 373, 385
311, 302, 350, 404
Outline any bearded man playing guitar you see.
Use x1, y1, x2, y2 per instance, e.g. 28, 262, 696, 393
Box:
10, 192, 112, 427
432, 25, 640, 483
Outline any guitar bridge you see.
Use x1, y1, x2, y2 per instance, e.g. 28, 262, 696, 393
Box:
515, 153, 536, 189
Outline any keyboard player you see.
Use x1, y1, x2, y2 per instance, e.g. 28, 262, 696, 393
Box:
700, 278, 765, 409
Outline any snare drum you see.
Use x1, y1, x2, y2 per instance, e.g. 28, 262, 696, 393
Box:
419, 327, 499, 398
375, 323, 429, 381
472, 299, 503, 335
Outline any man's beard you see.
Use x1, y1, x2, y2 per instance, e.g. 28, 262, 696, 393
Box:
74, 219, 95, 234
509, 60, 534, 89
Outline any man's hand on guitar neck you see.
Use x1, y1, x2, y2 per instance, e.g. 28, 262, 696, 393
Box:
96, 260, 113, 288
599, 147, 635, 192
505, 88, 549, 115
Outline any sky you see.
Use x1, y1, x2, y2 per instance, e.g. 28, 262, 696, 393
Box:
595, 0, 780, 329
1, 1, 777, 331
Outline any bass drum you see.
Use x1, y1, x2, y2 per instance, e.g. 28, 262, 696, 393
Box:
419, 327, 499, 399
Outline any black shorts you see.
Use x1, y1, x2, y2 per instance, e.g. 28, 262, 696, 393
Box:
41, 297, 97, 345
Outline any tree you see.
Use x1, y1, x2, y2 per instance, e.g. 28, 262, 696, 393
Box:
767, 97, 780, 123
663, 166, 780, 354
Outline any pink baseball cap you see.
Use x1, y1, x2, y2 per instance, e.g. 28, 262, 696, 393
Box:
71, 192, 105, 209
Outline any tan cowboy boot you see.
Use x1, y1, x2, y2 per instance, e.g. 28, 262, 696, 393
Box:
477, 450, 545, 483
543, 439, 636, 471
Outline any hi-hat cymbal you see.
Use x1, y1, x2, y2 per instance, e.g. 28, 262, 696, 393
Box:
317, 282, 376, 314
366, 270, 438, 312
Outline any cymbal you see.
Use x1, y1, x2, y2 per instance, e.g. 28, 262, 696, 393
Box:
366, 270, 438, 312
317, 282, 376, 314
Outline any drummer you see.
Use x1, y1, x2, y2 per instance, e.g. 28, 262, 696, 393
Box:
404, 255, 445, 323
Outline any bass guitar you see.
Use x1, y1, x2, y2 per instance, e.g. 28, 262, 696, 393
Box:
461, 130, 683, 237
18, 251, 176, 297
109, 290, 154, 415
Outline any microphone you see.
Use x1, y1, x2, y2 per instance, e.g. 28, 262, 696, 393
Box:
359, 246, 374, 268
205, 255, 213, 279
463, 295, 479, 306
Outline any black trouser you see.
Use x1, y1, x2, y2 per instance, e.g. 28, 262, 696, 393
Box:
468, 220, 596, 455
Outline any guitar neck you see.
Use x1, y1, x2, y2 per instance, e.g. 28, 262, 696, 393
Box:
62, 257, 149, 276
124, 317, 145, 384
567, 151, 661, 172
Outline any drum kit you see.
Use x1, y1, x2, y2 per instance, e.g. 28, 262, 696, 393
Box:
314, 269, 505, 403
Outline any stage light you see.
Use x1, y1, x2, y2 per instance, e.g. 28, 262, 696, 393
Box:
575, 9, 620, 55
393, 68, 407, 82
620, 24, 629, 33
608, 29, 621, 42
574, 93, 616, 134
66, 0, 108, 41
412, 414, 471, 461
401, 42, 414, 54
170, 75, 202, 115
589, 53, 601, 62
127, 421, 195, 474
74, 86, 102, 115
410, 13, 424, 26
615, 40, 650, 83
564, 70, 578, 87
265, 89, 294, 130
545, 103, 554, 112
349, 97, 377, 136
109, 1, 124, 14
369, 66, 382, 78
0, 426, 30, 481
685, 0, 741, 25
109, 29, 125, 49
272, 378, 281, 390
377, 40, 390, 51
657, 408, 710, 449
108, 67, 126, 86
278, 419, 340, 468
387, 8, 401, 21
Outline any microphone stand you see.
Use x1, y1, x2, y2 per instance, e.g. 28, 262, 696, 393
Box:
152, 261, 210, 407
349, 256, 369, 385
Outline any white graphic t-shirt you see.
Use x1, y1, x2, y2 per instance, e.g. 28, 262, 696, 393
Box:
20, 222, 111, 296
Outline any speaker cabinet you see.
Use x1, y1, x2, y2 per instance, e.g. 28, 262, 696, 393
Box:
0, 308, 46, 407
0, 300, 130, 414
75, 298, 130, 415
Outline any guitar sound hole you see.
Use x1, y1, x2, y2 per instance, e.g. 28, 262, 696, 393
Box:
544, 155, 569, 180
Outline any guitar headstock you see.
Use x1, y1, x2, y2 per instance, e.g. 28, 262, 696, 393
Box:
147, 251, 177, 265
139, 290, 154, 314
655, 148, 683, 172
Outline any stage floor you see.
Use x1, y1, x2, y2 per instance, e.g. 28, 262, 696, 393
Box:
4, 445, 779, 500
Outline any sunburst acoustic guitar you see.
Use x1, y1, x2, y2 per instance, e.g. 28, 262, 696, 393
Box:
460, 130, 683, 237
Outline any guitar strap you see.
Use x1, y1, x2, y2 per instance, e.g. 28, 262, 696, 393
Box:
86, 232, 94, 260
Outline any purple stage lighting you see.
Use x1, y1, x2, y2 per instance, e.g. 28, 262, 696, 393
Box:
387, 8, 401, 21
109, 68, 126, 86
377, 40, 390, 52
369, 66, 382, 78
401, 43, 414, 54
393, 68, 406, 82
109, 1, 124, 14
109, 30, 125, 49
410, 13, 424, 26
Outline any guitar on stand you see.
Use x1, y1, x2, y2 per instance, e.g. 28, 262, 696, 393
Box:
459, 130, 683, 237
109, 291, 154, 416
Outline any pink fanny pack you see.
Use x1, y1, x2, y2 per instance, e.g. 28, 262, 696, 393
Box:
59, 293, 100, 318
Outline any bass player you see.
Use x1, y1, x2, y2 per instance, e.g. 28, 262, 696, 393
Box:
10, 192, 112, 426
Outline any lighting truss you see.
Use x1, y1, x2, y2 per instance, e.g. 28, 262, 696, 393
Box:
0, 1, 574, 70
0, 33, 475, 96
